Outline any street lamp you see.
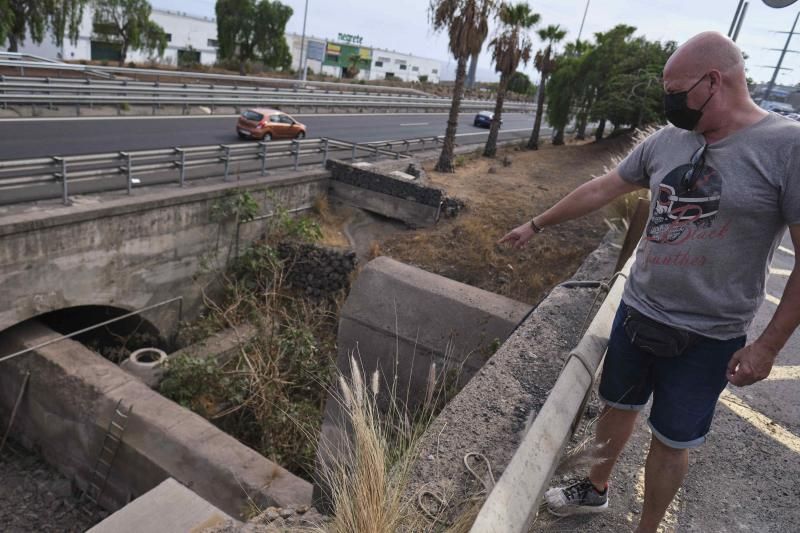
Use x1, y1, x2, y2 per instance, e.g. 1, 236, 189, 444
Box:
298, 0, 309, 81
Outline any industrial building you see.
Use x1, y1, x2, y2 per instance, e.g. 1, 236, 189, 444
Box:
6, 7, 441, 83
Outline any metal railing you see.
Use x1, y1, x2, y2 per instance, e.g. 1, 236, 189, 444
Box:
0, 137, 423, 206
0, 76, 533, 114
0, 54, 433, 96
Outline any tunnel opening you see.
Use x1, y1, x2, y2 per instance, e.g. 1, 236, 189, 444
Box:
35, 305, 171, 364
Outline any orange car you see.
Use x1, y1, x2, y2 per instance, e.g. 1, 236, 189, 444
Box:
236, 108, 307, 141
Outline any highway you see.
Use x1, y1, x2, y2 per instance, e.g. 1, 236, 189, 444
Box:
0, 112, 537, 160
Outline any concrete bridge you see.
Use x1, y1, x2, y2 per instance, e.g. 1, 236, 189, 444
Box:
0, 170, 328, 337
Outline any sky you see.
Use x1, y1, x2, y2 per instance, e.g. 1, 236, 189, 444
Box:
151, 0, 800, 85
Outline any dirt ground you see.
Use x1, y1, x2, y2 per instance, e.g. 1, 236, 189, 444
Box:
365, 137, 637, 306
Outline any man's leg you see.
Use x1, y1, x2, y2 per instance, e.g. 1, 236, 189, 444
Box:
636, 435, 688, 533
588, 405, 640, 490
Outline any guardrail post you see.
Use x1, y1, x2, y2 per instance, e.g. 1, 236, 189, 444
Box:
292, 140, 300, 171
351, 144, 357, 161
322, 139, 329, 168
120, 151, 133, 194
53, 156, 69, 205
372, 146, 378, 161
174, 148, 186, 187
222, 145, 231, 181
404, 140, 410, 154
259, 141, 268, 176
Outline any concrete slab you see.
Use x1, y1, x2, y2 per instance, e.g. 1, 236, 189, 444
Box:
330, 180, 439, 227
87, 478, 234, 533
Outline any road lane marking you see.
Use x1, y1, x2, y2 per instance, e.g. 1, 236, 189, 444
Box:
778, 245, 795, 256
0, 111, 532, 123
770, 267, 792, 277
399, 122, 430, 126
767, 366, 800, 381
766, 294, 781, 306
720, 389, 800, 454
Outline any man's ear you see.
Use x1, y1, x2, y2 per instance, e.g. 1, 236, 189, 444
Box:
709, 70, 722, 93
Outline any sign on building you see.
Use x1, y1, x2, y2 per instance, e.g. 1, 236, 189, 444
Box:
307, 41, 325, 61
337, 33, 363, 45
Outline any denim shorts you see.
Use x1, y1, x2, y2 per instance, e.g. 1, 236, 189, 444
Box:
598, 301, 746, 449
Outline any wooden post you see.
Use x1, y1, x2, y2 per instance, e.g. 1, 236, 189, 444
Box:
614, 197, 651, 273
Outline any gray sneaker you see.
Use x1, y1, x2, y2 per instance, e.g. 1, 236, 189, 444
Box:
544, 478, 609, 517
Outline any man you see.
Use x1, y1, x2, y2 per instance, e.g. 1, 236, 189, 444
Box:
499, 31, 800, 532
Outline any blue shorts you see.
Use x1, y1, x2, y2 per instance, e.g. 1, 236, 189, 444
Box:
598, 301, 746, 449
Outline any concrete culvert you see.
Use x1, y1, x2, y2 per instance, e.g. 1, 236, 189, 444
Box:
120, 347, 167, 388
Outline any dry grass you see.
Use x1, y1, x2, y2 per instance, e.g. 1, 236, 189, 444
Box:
382, 137, 638, 304
315, 355, 439, 533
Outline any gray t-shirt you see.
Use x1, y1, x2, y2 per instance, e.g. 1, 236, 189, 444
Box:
617, 113, 800, 339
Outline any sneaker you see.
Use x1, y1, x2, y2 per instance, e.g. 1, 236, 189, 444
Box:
544, 478, 609, 517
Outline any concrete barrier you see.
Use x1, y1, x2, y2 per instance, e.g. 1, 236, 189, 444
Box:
399, 229, 623, 527
470, 259, 631, 532
0, 321, 312, 519
314, 256, 531, 508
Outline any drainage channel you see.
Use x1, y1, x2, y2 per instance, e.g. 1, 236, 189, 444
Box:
0, 318, 313, 525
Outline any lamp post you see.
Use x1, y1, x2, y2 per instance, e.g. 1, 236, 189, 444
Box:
577, 0, 590, 43
298, 0, 309, 81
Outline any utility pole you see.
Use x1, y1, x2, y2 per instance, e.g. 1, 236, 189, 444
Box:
762, 10, 800, 103
577, 0, 590, 43
728, 0, 746, 37
298, 0, 309, 81
733, 2, 749, 41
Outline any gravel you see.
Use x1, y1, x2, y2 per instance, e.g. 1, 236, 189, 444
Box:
0, 442, 106, 532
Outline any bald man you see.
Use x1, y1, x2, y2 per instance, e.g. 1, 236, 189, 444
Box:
500, 31, 800, 532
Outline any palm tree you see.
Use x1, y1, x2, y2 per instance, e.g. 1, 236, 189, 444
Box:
526, 24, 566, 150
483, 2, 539, 157
430, 0, 497, 172
346, 54, 361, 79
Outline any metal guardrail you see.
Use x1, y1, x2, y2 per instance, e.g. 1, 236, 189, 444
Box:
0, 76, 533, 114
0, 136, 431, 206
0, 54, 432, 96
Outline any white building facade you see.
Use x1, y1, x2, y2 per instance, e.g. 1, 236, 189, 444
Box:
6, 8, 441, 83
368, 49, 440, 83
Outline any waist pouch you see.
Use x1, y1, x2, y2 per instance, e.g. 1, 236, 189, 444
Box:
623, 306, 696, 358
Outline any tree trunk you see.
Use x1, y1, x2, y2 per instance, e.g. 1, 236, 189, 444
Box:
483, 72, 509, 158
595, 118, 606, 141
575, 111, 588, 140
466, 52, 479, 90
118, 42, 128, 67
435, 56, 468, 173
527, 69, 548, 150
553, 127, 565, 145
8, 34, 18, 52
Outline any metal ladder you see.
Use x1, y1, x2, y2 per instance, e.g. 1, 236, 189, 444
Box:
83, 399, 133, 508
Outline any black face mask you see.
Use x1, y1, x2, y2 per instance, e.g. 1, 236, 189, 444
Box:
664, 74, 714, 131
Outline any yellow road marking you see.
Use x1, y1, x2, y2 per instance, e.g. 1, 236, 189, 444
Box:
720, 389, 800, 454
766, 365, 800, 381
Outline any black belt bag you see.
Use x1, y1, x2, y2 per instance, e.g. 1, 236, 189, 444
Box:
623, 306, 695, 358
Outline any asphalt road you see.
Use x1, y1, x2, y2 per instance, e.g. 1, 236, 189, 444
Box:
0, 112, 537, 160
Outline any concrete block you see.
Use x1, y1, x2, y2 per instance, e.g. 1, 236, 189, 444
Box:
87, 478, 234, 533
330, 180, 439, 227
313, 257, 531, 509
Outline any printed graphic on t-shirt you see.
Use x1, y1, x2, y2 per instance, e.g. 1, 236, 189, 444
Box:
642, 162, 729, 267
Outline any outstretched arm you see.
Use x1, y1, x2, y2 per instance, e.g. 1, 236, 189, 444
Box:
727, 224, 800, 386
498, 168, 644, 248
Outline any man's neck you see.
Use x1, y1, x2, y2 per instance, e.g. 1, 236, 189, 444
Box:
701, 100, 768, 144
